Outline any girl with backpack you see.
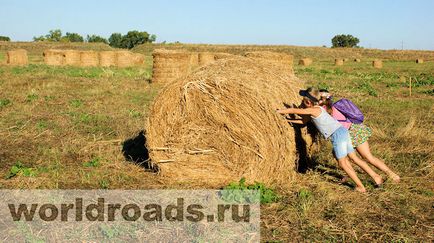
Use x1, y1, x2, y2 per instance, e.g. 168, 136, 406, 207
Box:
277, 87, 383, 192
319, 89, 400, 183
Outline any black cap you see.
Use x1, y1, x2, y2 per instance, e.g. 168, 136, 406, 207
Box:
299, 89, 319, 102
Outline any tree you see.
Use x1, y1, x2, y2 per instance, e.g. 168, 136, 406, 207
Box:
45, 29, 62, 42
0, 36, 11, 41
109, 31, 156, 49
64, 32, 84, 42
109, 33, 123, 48
86, 35, 108, 44
331, 34, 360, 48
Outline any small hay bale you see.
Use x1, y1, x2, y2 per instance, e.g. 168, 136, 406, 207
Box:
373, 59, 383, 69
343, 58, 348, 62
63, 50, 80, 66
416, 59, 424, 64
354, 58, 361, 62
335, 59, 344, 66
146, 56, 314, 187
152, 49, 191, 83
116, 51, 136, 68
198, 52, 216, 66
298, 58, 313, 66
6, 49, 28, 66
99, 51, 116, 67
244, 51, 294, 74
80, 51, 99, 67
43, 49, 64, 66
133, 53, 145, 66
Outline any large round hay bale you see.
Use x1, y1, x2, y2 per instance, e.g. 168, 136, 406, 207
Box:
63, 50, 80, 66
298, 58, 313, 66
354, 58, 361, 62
80, 51, 99, 67
373, 59, 383, 68
6, 49, 28, 66
152, 49, 191, 83
145, 56, 313, 187
43, 49, 64, 66
335, 59, 344, 66
244, 51, 294, 74
416, 59, 424, 64
198, 52, 215, 66
99, 51, 116, 67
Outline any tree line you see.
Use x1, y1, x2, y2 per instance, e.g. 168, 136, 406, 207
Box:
31, 29, 156, 49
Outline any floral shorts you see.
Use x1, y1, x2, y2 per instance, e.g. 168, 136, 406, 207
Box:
349, 123, 372, 147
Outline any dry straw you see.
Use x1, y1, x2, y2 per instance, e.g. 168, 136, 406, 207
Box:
6, 49, 28, 66
43, 49, 64, 66
298, 58, 313, 66
133, 53, 145, 66
79, 51, 99, 67
373, 59, 383, 68
116, 51, 136, 67
99, 51, 116, 67
354, 58, 361, 62
335, 58, 344, 66
152, 49, 191, 83
416, 59, 424, 64
214, 52, 236, 60
198, 52, 216, 66
189, 52, 199, 72
145, 56, 315, 187
63, 50, 80, 66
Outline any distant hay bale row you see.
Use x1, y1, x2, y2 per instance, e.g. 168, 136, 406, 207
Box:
6, 49, 28, 66
298, 58, 313, 66
42, 49, 145, 67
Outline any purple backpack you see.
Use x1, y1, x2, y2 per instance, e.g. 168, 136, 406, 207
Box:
333, 98, 364, 124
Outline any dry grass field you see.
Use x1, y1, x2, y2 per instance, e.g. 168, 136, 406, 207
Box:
0, 42, 433, 241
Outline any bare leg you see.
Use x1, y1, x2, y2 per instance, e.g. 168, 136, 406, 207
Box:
348, 152, 383, 185
356, 141, 400, 182
337, 156, 366, 192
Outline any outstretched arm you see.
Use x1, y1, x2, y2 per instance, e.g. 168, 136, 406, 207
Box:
277, 107, 321, 117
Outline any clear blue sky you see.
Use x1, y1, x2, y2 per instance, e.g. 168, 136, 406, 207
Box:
1, 0, 433, 50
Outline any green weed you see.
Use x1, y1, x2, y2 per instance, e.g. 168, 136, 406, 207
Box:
222, 177, 278, 204
83, 157, 101, 168
5, 161, 37, 179
0, 98, 11, 108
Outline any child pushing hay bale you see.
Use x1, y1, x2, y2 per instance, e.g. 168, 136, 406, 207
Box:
373, 59, 383, 68
63, 50, 80, 66
43, 49, 64, 66
6, 49, 28, 66
298, 58, 313, 66
145, 56, 314, 187
152, 49, 191, 83
79, 51, 99, 67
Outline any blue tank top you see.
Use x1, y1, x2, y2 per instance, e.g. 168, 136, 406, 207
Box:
311, 106, 342, 139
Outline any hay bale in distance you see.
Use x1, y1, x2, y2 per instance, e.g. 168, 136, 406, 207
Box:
416, 59, 424, 64
354, 58, 361, 62
99, 51, 116, 67
63, 50, 80, 66
214, 52, 236, 60
198, 52, 216, 66
116, 51, 136, 68
152, 49, 191, 83
6, 49, 28, 66
43, 49, 64, 66
298, 58, 313, 66
133, 53, 145, 66
80, 51, 99, 67
373, 59, 383, 69
146, 56, 313, 187
335, 59, 344, 66
343, 58, 348, 62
